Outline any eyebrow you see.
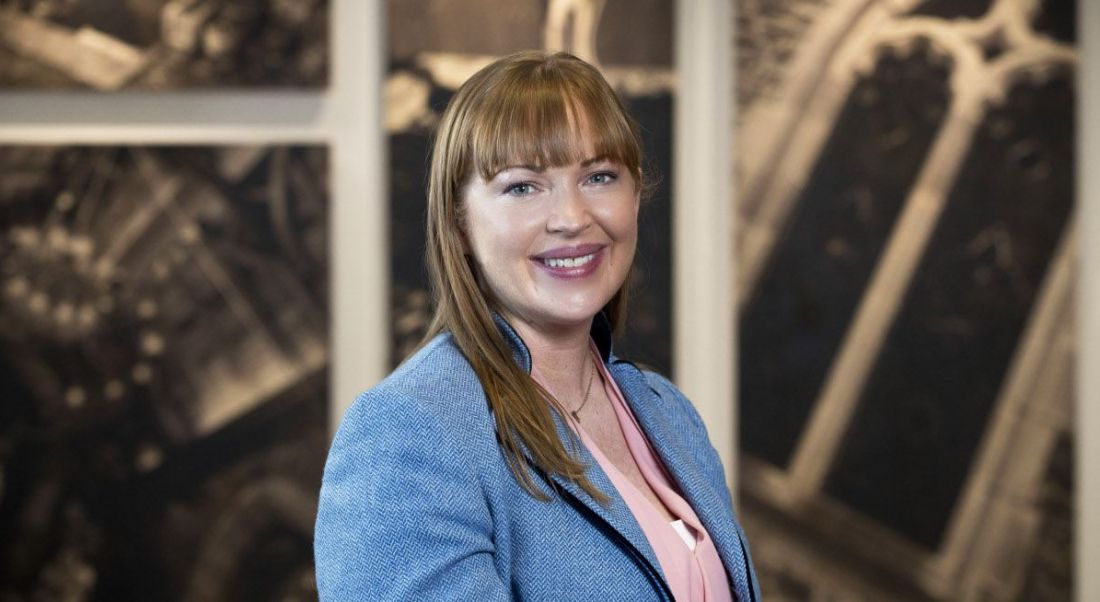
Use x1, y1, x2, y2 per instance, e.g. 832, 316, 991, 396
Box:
495, 156, 611, 176
581, 155, 611, 167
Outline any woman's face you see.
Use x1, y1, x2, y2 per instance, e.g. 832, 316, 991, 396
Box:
460, 134, 639, 335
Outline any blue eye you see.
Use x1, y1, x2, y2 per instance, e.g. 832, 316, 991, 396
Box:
588, 171, 617, 185
504, 182, 536, 196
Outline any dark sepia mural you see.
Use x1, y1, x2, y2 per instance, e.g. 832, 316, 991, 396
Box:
0, 0, 328, 90
0, 146, 328, 601
736, 0, 1074, 600
387, 0, 676, 374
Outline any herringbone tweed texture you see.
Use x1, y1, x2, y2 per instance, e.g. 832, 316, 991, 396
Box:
315, 316, 760, 601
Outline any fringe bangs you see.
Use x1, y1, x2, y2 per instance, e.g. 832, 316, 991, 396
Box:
466, 70, 641, 183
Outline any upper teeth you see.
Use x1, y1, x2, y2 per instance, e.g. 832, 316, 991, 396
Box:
544, 253, 595, 268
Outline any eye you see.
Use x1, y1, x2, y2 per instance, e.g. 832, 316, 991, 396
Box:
503, 182, 537, 197
587, 171, 618, 185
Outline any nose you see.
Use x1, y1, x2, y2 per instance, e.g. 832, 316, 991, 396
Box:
546, 188, 592, 235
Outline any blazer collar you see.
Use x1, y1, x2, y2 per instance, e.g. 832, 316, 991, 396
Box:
490, 311, 614, 374
491, 313, 672, 597
490, 312, 754, 601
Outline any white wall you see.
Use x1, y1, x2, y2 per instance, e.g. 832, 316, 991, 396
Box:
1077, 1, 1098, 600
674, 0, 736, 492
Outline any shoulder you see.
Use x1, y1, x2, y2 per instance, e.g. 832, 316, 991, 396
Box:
317, 333, 496, 544
378, 332, 482, 404
614, 360, 707, 432
638, 368, 686, 405
325, 333, 499, 495
341, 333, 492, 438
316, 334, 508, 599
643, 368, 715, 439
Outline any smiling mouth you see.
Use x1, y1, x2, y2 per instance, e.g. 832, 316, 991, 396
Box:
542, 253, 597, 269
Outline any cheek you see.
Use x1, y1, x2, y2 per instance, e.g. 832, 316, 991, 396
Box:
618, 205, 640, 265
462, 201, 497, 257
464, 204, 532, 264
606, 199, 640, 244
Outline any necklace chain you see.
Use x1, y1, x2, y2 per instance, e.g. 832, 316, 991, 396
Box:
570, 356, 597, 421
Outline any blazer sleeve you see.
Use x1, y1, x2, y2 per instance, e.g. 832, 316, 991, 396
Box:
314, 389, 509, 601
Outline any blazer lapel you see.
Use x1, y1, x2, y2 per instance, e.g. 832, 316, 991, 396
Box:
610, 362, 756, 602
489, 314, 672, 597
539, 411, 674, 598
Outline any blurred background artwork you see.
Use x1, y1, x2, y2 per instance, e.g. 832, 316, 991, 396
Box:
0, 0, 1091, 600
735, 0, 1075, 600
0, 145, 328, 601
0, 0, 328, 90
386, 0, 676, 373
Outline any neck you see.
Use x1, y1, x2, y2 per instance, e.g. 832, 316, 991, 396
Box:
507, 314, 595, 395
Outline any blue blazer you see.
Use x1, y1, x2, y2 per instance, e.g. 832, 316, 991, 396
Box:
315, 316, 760, 601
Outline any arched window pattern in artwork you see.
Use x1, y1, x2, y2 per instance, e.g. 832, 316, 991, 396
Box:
736, 0, 1075, 599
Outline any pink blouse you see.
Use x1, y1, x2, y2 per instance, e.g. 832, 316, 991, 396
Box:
535, 346, 734, 602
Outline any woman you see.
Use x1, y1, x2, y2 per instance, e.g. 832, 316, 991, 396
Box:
315, 51, 760, 601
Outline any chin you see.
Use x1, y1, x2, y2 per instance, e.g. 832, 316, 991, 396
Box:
537, 303, 607, 328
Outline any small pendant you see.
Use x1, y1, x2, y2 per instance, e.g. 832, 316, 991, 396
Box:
571, 410, 580, 421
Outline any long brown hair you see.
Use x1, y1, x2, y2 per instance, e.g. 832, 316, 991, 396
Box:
422, 51, 645, 501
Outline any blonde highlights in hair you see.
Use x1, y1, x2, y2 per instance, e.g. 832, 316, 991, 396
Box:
421, 51, 644, 501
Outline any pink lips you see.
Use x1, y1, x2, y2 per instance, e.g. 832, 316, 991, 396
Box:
531, 244, 606, 279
